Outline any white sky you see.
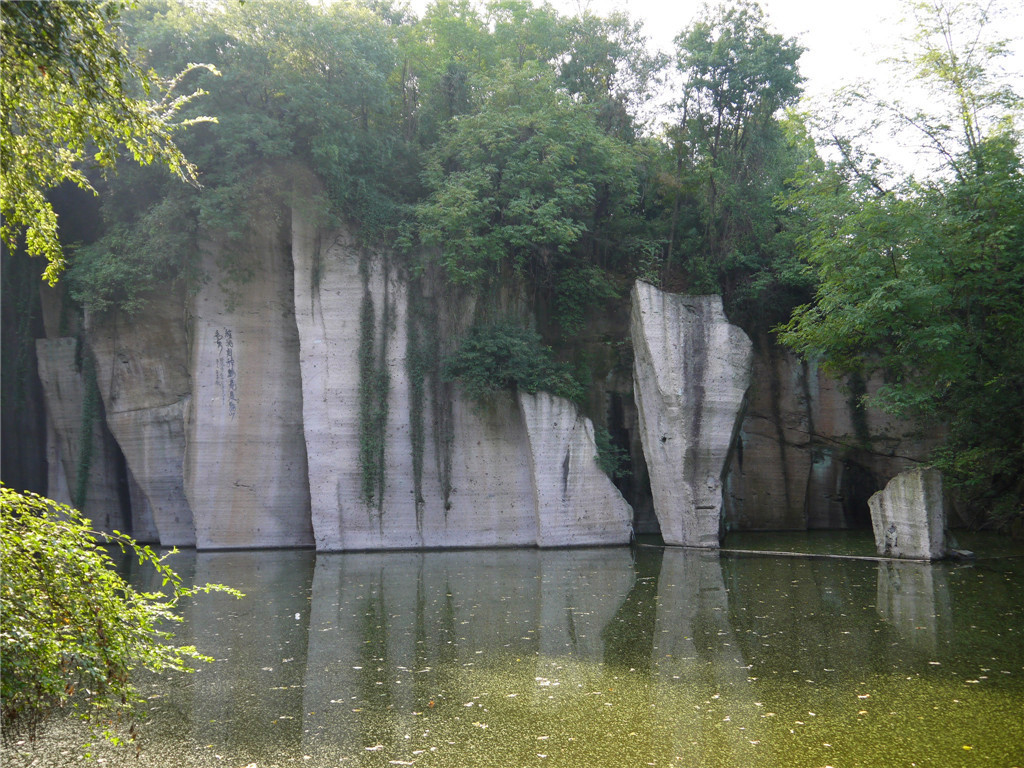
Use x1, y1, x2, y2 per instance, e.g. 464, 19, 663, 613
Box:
554, 0, 1023, 104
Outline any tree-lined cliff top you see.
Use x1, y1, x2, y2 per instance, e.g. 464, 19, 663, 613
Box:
2, 0, 1021, 526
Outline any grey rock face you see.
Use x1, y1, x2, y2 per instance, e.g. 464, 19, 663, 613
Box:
184, 218, 313, 549
293, 216, 631, 549
35, 337, 122, 531
86, 291, 195, 545
630, 282, 753, 547
868, 467, 947, 560
723, 340, 940, 531
518, 391, 632, 547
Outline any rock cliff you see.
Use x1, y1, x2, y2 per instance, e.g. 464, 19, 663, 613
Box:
28, 206, 937, 549
35, 337, 123, 531
723, 339, 937, 531
291, 215, 630, 549
184, 219, 314, 549
86, 289, 193, 544
519, 391, 633, 547
630, 282, 753, 547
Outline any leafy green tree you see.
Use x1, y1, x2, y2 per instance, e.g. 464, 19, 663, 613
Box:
417, 61, 638, 329
68, 0, 406, 313
442, 322, 584, 403
780, 0, 1024, 526
660, 0, 807, 323
0, 0, 213, 284
1, 487, 240, 744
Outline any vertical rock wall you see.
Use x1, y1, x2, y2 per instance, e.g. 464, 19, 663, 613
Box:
35, 337, 123, 530
184, 217, 313, 548
723, 340, 940, 532
630, 282, 753, 547
518, 391, 632, 546
292, 217, 630, 550
86, 290, 194, 544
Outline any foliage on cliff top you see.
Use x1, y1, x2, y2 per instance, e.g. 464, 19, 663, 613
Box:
442, 322, 585, 404
0, 487, 241, 745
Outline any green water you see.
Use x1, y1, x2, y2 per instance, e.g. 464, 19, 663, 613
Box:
6, 538, 1023, 767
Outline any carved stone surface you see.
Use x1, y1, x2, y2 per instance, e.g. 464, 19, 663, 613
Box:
518, 391, 632, 547
35, 337, 122, 531
868, 467, 947, 560
184, 218, 313, 549
293, 216, 630, 550
86, 291, 195, 544
630, 282, 753, 547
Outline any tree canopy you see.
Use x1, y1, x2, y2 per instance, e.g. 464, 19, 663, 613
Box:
780, 0, 1024, 524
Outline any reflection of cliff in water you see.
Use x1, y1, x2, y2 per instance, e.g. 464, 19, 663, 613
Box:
652, 550, 761, 765
876, 560, 952, 654
180, 551, 315, 760
300, 549, 635, 759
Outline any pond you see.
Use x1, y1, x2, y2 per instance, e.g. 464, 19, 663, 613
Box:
6, 535, 1023, 767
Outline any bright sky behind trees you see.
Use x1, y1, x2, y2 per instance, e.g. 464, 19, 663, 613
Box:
406, 0, 1024, 174
550, 0, 1023, 100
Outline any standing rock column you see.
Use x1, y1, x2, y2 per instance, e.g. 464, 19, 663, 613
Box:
868, 467, 947, 560
86, 290, 195, 545
630, 282, 753, 547
35, 338, 123, 531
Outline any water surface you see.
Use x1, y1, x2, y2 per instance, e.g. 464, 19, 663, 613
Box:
7, 539, 1023, 767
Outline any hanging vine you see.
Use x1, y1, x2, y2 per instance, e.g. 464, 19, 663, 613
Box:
357, 251, 390, 513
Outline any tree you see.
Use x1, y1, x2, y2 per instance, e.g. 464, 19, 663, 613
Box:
779, 0, 1024, 526
660, 0, 808, 325
0, 0, 214, 284
417, 61, 638, 332
67, 0, 406, 314
0, 488, 241, 744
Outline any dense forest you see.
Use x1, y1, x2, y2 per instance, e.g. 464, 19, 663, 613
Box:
3, 0, 1022, 528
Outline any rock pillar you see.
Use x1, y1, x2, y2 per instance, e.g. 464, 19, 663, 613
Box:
35, 337, 123, 531
868, 467, 947, 560
86, 290, 195, 545
630, 282, 753, 547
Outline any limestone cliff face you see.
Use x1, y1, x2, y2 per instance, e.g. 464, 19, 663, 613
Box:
34, 202, 938, 548
35, 337, 123, 531
292, 217, 631, 549
723, 339, 937, 531
183, 219, 313, 549
86, 289, 193, 544
630, 282, 753, 547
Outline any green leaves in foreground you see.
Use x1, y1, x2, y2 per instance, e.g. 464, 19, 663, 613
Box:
0, 1, 216, 284
0, 487, 242, 744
